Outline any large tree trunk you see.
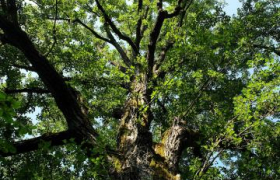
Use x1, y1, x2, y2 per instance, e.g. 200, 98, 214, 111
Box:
114, 75, 154, 179
110, 75, 184, 180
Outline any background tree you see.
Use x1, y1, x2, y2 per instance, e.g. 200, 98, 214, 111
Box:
0, 0, 279, 179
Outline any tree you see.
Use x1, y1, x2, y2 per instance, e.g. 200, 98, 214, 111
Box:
0, 0, 279, 179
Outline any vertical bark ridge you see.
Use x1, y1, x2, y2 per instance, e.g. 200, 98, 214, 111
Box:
115, 76, 155, 180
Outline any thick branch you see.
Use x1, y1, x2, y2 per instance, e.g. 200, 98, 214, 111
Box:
0, 130, 75, 157
147, 0, 187, 79
0, 0, 7, 13
135, 7, 149, 49
105, 26, 131, 66
154, 118, 200, 173
6, 0, 18, 25
0, 15, 97, 145
95, 0, 138, 54
135, 18, 142, 49
147, 10, 167, 79
135, 0, 143, 49
157, 0, 163, 10
138, 0, 143, 12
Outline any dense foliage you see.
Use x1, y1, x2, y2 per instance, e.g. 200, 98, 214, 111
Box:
0, 0, 279, 179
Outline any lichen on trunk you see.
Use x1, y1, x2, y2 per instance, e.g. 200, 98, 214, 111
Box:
112, 74, 186, 179
115, 75, 155, 179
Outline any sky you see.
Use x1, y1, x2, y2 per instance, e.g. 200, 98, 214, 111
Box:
25, 0, 243, 16
224, 0, 243, 16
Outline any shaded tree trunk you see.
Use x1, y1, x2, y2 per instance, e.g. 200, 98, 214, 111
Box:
110, 74, 185, 180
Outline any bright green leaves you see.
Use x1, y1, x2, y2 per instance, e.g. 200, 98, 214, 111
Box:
0, 92, 20, 154
234, 52, 279, 123
0, 0, 279, 179
0, 92, 20, 122
226, 35, 280, 178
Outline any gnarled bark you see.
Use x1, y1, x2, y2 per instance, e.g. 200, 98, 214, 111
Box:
114, 76, 155, 180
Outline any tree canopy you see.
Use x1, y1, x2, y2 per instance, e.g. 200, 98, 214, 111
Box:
0, 0, 279, 179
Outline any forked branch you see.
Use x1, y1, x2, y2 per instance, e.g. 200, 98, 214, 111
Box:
154, 117, 200, 173
105, 25, 131, 66
95, 0, 138, 55
135, 7, 149, 49
147, 0, 190, 79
